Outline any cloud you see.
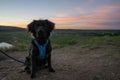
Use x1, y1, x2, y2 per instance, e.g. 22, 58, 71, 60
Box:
55, 13, 69, 17
51, 16, 89, 24
51, 4, 120, 29
0, 19, 29, 28
85, 4, 120, 29
74, 7, 86, 14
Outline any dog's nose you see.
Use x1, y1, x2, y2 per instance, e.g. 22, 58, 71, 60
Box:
38, 29, 43, 33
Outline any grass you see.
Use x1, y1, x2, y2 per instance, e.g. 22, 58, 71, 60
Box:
51, 35, 120, 48
0, 30, 120, 61
0, 32, 31, 51
0, 30, 120, 51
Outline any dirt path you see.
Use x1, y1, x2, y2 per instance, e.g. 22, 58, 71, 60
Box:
0, 45, 120, 80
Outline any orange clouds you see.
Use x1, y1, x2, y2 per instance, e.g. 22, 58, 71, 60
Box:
51, 4, 120, 29
0, 19, 30, 28
51, 16, 91, 24
1, 4, 119, 29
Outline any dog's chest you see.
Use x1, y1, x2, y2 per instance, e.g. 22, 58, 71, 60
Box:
33, 39, 49, 59
36, 50, 48, 59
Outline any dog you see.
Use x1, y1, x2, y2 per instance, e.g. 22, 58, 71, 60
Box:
24, 19, 55, 78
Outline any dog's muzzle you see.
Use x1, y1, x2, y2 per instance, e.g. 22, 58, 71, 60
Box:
36, 29, 46, 39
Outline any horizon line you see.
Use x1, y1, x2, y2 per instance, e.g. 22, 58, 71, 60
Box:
0, 25, 120, 30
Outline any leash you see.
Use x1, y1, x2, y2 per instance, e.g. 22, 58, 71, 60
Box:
0, 40, 48, 64
0, 50, 25, 64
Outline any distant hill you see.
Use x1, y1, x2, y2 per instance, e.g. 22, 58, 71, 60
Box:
0, 26, 26, 32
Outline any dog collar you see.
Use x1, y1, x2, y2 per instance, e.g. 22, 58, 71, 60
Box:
33, 39, 49, 59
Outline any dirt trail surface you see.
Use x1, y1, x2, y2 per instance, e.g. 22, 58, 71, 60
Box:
0, 45, 120, 80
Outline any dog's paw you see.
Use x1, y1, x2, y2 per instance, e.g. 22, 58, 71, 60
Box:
26, 70, 31, 74
49, 68, 55, 72
24, 67, 31, 74
31, 74, 36, 78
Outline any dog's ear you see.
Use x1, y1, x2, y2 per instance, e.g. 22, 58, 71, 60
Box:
45, 20, 55, 32
27, 20, 35, 33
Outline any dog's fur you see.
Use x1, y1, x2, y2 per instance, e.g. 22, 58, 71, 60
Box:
25, 19, 55, 78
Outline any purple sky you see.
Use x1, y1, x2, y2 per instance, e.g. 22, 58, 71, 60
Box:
0, 0, 120, 29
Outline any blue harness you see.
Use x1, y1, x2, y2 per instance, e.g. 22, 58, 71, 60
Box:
33, 39, 49, 59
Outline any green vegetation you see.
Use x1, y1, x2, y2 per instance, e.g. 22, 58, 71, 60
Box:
51, 30, 120, 48
52, 36, 120, 50
0, 28, 120, 61
0, 32, 31, 51
0, 29, 120, 51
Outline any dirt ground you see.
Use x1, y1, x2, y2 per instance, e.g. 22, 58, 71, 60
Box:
0, 45, 120, 80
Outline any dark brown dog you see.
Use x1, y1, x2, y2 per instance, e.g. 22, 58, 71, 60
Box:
25, 19, 55, 78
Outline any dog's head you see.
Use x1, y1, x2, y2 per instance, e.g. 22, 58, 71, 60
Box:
27, 19, 55, 40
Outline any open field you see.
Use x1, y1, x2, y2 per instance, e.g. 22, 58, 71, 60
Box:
0, 28, 120, 80
0, 29, 120, 51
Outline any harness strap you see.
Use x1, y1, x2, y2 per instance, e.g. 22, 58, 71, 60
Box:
33, 40, 48, 59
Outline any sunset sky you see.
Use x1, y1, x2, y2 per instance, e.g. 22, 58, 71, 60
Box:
0, 0, 120, 29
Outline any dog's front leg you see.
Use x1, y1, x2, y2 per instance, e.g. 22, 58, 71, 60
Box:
24, 57, 31, 74
31, 53, 37, 78
48, 53, 55, 72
